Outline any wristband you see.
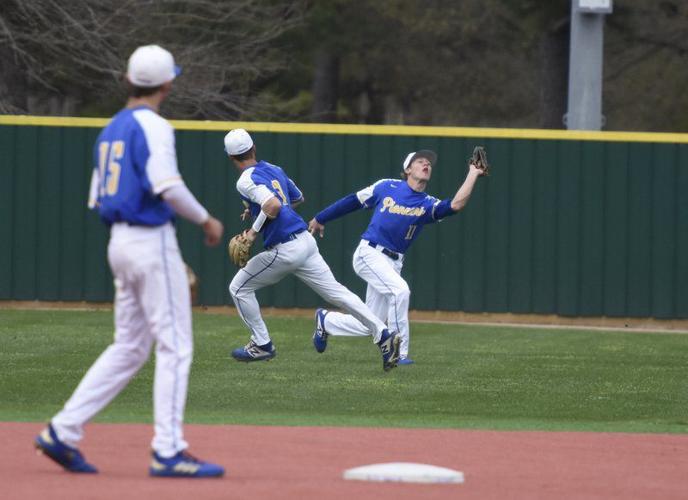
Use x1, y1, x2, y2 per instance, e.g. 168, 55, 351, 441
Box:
252, 210, 268, 233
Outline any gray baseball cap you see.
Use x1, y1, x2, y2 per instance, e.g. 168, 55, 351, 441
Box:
402, 150, 437, 170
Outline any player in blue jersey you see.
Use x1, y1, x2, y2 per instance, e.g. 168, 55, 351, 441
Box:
223, 129, 401, 371
308, 150, 485, 364
35, 45, 225, 477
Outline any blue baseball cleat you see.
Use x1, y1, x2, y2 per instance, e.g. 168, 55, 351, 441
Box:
312, 308, 329, 353
34, 423, 98, 473
150, 450, 225, 478
377, 329, 401, 372
397, 357, 415, 365
231, 340, 276, 362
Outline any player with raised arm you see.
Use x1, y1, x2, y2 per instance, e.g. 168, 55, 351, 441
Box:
308, 149, 487, 364
34, 45, 225, 477
223, 129, 400, 371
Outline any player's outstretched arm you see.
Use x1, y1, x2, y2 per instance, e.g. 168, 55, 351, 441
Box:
308, 192, 364, 238
450, 165, 484, 212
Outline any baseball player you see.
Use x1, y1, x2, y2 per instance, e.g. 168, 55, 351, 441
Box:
34, 45, 225, 477
308, 150, 485, 364
224, 128, 401, 371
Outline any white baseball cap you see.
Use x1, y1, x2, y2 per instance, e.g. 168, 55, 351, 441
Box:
403, 150, 437, 170
224, 129, 254, 155
126, 45, 181, 87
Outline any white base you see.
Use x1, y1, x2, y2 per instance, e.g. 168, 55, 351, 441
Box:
343, 462, 464, 484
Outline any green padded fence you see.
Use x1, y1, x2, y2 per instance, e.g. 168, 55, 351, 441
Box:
1, 116, 687, 318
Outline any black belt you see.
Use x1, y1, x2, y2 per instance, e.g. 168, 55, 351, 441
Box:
368, 241, 400, 261
126, 222, 156, 227
267, 229, 306, 250
122, 221, 166, 227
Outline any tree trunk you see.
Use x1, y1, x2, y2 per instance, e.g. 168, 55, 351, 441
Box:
0, 48, 28, 113
310, 49, 339, 122
538, 18, 569, 129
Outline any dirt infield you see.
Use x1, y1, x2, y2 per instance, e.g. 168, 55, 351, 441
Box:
4, 422, 687, 500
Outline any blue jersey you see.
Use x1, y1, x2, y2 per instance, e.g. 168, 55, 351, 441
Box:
315, 179, 455, 254
358, 179, 454, 253
87, 106, 183, 226
236, 160, 307, 248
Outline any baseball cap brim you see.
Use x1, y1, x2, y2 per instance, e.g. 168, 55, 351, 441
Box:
403, 150, 437, 170
174, 65, 182, 77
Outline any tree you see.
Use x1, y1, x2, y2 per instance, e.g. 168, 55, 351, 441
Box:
0, 0, 306, 118
273, 0, 543, 126
604, 0, 688, 131
3, 0, 687, 131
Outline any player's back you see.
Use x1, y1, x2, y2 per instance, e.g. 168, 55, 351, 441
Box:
94, 106, 176, 226
237, 160, 307, 248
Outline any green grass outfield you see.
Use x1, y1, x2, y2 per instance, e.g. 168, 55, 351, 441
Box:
1, 309, 687, 433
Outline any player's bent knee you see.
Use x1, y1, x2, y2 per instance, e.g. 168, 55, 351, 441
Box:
228, 278, 243, 299
229, 286, 248, 301
113, 342, 151, 365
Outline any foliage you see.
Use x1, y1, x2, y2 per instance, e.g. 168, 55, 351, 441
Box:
1, 0, 687, 131
0, 0, 307, 118
604, 0, 688, 130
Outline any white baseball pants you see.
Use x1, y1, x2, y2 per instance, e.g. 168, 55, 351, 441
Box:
229, 231, 387, 344
323, 240, 411, 358
52, 222, 191, 458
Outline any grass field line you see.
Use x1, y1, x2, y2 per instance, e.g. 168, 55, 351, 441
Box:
411, 318, 688, 335
2, 300, 687, 334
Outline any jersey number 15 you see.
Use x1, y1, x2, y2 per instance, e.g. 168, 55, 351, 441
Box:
98, 140, 125, 197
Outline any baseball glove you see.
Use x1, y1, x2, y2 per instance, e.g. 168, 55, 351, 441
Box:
470, 146, 490, 176
228, 231, 252, 268
185, 264, 199, 305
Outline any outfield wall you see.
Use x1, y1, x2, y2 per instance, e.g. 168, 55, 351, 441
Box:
1, 116, 687, 318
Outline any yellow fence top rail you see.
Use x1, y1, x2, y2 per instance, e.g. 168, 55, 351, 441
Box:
1, 114, 687, 144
